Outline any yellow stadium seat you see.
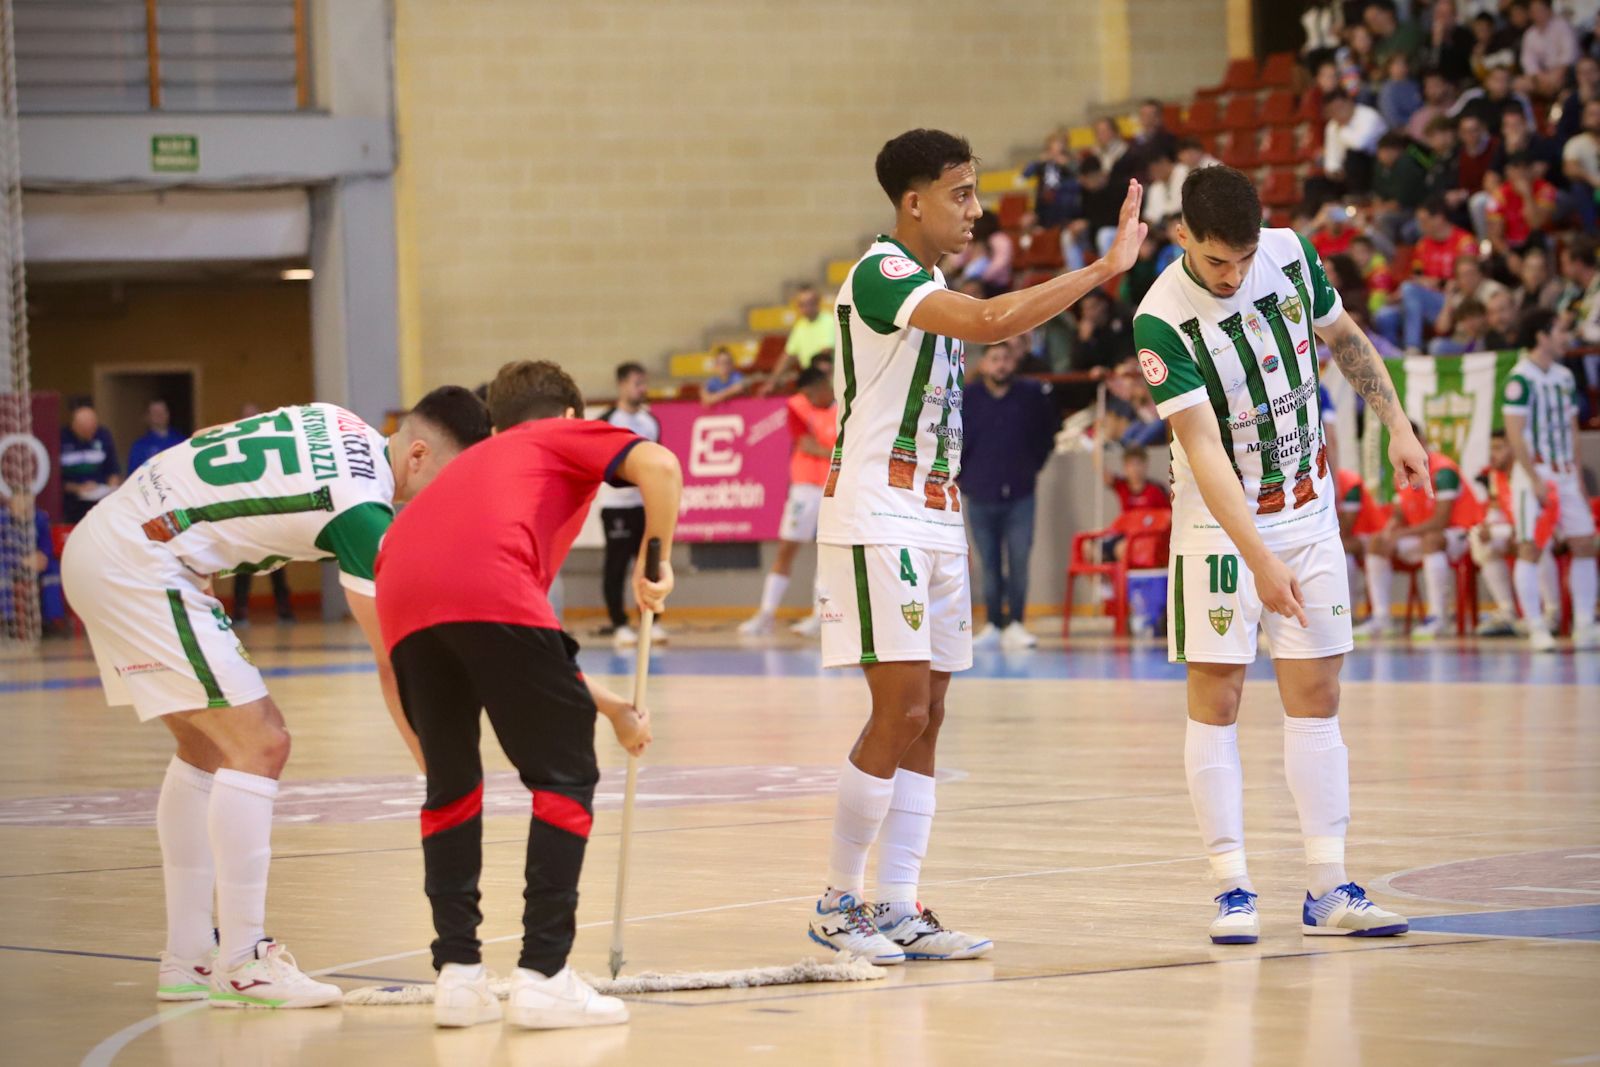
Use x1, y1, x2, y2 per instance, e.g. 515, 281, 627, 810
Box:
748, 304, 796, 333
1116, 114, 1138, 137
977, 168, 1025, 194
826, 259, 853, 286
1067, 125, 1094, 150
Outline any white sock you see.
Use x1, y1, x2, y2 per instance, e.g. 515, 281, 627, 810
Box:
1346, 554, 1365, 608
875, 769, 936, 922
1184, 720, 1249, 892
758, 572, 789, 616
825, 760, 895, 900
1538, 552, 1560, 615
1515, 557, 1546, 631
210, 769, 279, 969
1480, 557, 1514, 616
157, 756, 216, 960
1570, 557, 1597, 628
1366, 556, 1392, 623
1282, 715, 1350, 898
1421, 551, 1450, 622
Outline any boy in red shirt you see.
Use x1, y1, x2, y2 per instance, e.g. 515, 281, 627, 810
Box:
375, 360, 681, 1031
1484, 152, 1557, 252
1374, 199, 1479, 351
1102, 445, 1170, 560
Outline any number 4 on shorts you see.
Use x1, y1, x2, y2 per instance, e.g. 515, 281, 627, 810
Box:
899, 548, 918, 586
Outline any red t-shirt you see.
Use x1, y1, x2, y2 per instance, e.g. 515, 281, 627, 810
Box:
1113, 477, 1170, 512
786, 393, 838, 486
1311, 227, 1355, 258
375, 419, 644, 651
1415, 228, 1476, 282
1487, 179, 1557, 246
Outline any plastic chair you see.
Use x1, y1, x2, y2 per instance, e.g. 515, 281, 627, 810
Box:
1260, 169, 1300, 209
1260, 127, 1298, 165
1221, 132, 1259, 170
1259, 89, 1297, 128
1221, 94, 1257, 131
1198, 58, 1258, 98
998, 192, 1030, 231
1063, 508, 1172, 638
1185, 98, 1222, 134
1259, 52, 1297, 89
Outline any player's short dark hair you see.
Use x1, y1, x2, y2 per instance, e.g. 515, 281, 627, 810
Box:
1180, 165, 1261, 249
796, 367, 829, 391
488, 360, 585, 431
875, 129, 976, 207
407, 385, 492, 451
1516, 306, 1559, 349
615, 361, 646, 382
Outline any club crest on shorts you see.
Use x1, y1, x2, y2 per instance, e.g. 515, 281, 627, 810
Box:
901, 601, 925, 631
1209, 606, 1234, 636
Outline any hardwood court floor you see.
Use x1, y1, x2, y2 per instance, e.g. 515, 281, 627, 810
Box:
1, 622, 1596, 1066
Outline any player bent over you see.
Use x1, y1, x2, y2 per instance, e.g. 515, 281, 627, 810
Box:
1133, 166, 1426, 944
808, 128, 1145, 963
375, 361, 675, 1030
1501, 309, 1598, 652
59, 390, 489, 1006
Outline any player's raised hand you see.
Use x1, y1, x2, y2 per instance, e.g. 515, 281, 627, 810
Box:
1253, 552, 1309, 629
634, 557, 674, 614
1388, 423, 1432, 497
1102, 179, 1149, 276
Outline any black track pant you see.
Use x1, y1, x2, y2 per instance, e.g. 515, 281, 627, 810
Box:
601, 506, 645, 627
391, 622, 599, 976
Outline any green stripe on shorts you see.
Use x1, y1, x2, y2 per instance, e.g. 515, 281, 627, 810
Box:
851, 545, 878, 665
1173, 557, 1187, 662
167, 589, 228, 708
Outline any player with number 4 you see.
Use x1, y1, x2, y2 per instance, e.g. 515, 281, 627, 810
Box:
1132, 166, 1429, 945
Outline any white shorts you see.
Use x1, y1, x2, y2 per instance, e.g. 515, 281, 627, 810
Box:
1511, 467, 1596, 543
59, 505, 268, 721
779, 482, 824, 543
816, 543, 972, 672
1468, 522, 1514, 564
1169, 537, 1353, 664
1394, 527, 1469, 563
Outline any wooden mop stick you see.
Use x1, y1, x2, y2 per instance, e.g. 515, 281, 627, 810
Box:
608, 537, 660, 979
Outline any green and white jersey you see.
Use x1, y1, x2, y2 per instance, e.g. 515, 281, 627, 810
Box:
817, 235, 966, 552
1501, 356, 1579, 475
103, 403, 394, 596
1133, 228, 1343, 554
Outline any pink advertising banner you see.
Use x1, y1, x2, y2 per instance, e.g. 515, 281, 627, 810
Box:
651, 397, 793, 542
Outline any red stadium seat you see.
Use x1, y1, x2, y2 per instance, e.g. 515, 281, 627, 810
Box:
753, 333, 788, 373
1221, 94, 1257, 131
1185, 98, 1222, 134
1260, 169, 1300, 208
1260, 127, 1298, 165
1221, 132, 1259, 169
1017, 226, 1065, 271
1062, 508, 1171, 638
1198, 58, 1258, 98
675, 381, 702, 402
1163, 102, 1185, 135
1259, 89, 1297, 127
1259, 51, 1297, 89
998, 192, 1029, 231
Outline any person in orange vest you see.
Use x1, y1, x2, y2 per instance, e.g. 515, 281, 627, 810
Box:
1356, 423, 1485, 640
1469, 430, 1561, 637
1334, 468, 1390, 616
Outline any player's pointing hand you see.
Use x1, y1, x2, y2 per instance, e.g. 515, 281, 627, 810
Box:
1253, 552, 1310, 629
1103, 179, 1149, 276
1388, 422, 1433, 498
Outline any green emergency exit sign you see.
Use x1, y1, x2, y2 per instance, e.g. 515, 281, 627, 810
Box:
151, 134, 199, 173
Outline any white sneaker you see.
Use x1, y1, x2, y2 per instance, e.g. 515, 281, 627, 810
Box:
1571, 624, 1600, 651
1208, 888, 1260, 945
1302, 882, 1408, 937
1353, 618, 1394, 640
738, 613, 775, 637
157, 948, 217, 1001
972, 623, 1002, 649
789, 613, 822, 637
1001, 621, 1038, 649
612, 624, 637, 647
876, 905, 993, 960
209, 940, 342, 1009
1475, 613, 1517, 637
807, 892, 905, 965
505, 966, 628, 1030
1528, 627, 1558, 653
434, 962, 501, 1028
1409, 616, 1444, 640
651, 624, 670, 644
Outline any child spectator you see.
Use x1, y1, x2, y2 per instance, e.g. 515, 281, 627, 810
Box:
1102, 446, 1170, 561
701, 347, 751, 407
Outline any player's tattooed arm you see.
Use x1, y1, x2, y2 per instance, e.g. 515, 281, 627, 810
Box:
1317, 311, 1431, 494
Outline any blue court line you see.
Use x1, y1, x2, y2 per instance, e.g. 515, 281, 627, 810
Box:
1408, 904, 1600, 942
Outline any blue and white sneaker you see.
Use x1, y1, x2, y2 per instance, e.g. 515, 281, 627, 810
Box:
808, 893, 905, 965
1209, 888, 1260, 945
1302, 882, 1409, 937
876, 904, 993, 960
1410, 616, 1445, 640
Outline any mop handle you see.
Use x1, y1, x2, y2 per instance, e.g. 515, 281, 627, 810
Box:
608, 537, 660, 979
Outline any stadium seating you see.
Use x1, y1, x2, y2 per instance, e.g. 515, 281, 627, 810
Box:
1258, 89, 1297, 128
1221, 94, 1256, 132
1197, 58, 1258, 98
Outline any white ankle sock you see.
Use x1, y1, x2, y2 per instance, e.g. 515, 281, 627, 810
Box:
1538, 552, 1560, 614
1366, 556, 1393, 623
1515, 558, 1545, 631
1480, 557, 1514, 616
158, 756, 216, 960
1282, 716, 1350, 897
1421, 551, 1450, 621
1570, 557, 1597, 628
825, 760, 895, 898
875, 769, 935, 921
758, 573, 789, 616
1185, 720, 1247, 890
210, 768, 279, 968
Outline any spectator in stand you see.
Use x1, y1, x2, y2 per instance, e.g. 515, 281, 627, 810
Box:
1584, 11, 1600, 59
1132, 98, 1178, 167
1470, 12, 1514, 82
1407, 68, 1457, 141
1372, 130, 1431, 243
1094, 117, 1136, 186
1366, 1, 1424, 69
1023, 133, 1081, 231
1306, 57, 1344, 125
1455, 113, 1502, 198
957, 213, 1014, 297
1428, 295, 1489, 354
1436, 253, 1510, 329
1521, 0, 1580, 100
960, 341, 1057, 651
1450, 64, 1533, 139
59, 401, 120, 524
1559, 236, 1600, 349
1154, 214, 1184, 273
1421, 116, 1471, 221
1554, 55, 1599, 142
1378, 52, 1424, 131
1420, 0, 1475, 84
700, 346, 751, 407
0, 490, 66, 636
777, 285, 833, 383
1491, 2, 1533, 64
1498, 103, 1561, 185
1323, 90, 1388, 194
1101, 445, 1170, 562
1483, 287, 1519, 349
1349, 234, 1399, 309
1514, 245, 1564, 310
1077, 155, 1125, 261
1375, 198, 1477, 350
1302, 1, 1343, 64
1072, 288, 1135, 372
1175, 136, 1220, 175
1336, 23, 1379, 97
1141, 150, 1184, 227
1561, 98, 1600, 232
125, 398, 186, 473
1482, 151, 1558, 254
1121, 231, 1164, 309
1308, 199, 1360, 257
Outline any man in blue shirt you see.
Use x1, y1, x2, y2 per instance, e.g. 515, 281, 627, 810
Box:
126, 398, 187, 473
958, 339, 1060, 650
59, 401, 120, 523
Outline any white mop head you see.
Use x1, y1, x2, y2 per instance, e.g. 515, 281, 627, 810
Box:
344, 956, 883, 1005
